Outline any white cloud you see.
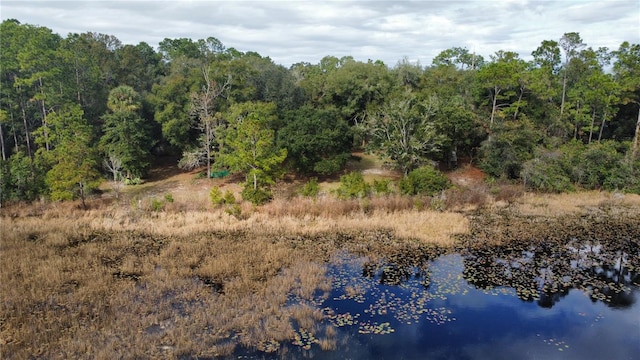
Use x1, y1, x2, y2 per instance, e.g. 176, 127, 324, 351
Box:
1, 0, 638, 67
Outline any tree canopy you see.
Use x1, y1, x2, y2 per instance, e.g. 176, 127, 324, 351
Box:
1, 19, 639, 205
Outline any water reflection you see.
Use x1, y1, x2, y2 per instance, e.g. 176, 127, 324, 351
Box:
462, 237, 639, 308
236, 236, 640, 359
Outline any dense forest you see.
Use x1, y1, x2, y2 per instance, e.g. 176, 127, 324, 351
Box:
1, 19, 639, 206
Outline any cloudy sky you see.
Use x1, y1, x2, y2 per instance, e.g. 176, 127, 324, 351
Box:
2, 0, 639, 67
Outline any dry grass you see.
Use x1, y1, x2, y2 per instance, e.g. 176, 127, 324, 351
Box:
3, 158, 640, 359
0, 189, 470, 359
0, 215, 343, 359
516, 191, 640, 217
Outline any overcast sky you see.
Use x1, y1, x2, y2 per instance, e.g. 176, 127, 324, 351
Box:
2, 0, 639, 67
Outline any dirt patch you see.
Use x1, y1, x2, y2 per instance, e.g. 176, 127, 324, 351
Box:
446, 164, 486, 187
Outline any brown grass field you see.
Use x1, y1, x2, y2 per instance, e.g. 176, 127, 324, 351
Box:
2, 159, 639, 359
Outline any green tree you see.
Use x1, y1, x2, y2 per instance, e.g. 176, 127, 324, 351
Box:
100, 86, 151, 178
367, 91, 445, 175
480, 119, 541, 179
529, 39, 565, 138
559, 32, 586, 122
43, 105, 100, 208
277, 105, 352, 175
613, 42, 640, 161
150, 57, 202, 152
219, 102, 287, 192
432, 46, 484, 70
476, 51, 527, 129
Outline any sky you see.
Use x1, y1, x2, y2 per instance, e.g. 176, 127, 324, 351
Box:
1, 0, 639, 67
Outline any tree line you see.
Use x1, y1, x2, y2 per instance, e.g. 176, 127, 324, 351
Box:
1, 19, 639, 206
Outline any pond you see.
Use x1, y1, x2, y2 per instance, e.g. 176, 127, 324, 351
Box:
237, 237, 640, 360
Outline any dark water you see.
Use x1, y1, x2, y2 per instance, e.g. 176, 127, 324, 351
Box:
241, 239, 640, 360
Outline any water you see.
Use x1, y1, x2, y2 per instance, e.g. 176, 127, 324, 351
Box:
238, 239, 640, 360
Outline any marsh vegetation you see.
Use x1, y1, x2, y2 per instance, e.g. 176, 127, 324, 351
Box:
2, 181, 639, 359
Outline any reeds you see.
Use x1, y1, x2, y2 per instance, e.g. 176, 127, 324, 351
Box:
2, 186, 638, 358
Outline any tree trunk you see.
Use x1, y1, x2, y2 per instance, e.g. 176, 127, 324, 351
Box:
11, 110, 19, 154
206, 120, 211, 179
631, 106, 640, 162
598, 109, 607, 142
21, 104, 32, 159
588, 107, 596, 144
489, 86, 500, 129
573, 100, 580, 139
39, 77, 50, 151
513, 86, 524, 120
79, 182, 87, 210
0, 123, 5, 161
560, 69, 568, 121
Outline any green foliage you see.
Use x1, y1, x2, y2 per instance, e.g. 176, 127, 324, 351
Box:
223, 190, 236, 204
336, 172, 370, 199
399, 166, 450, 196
480, 120, 541, 179
521, 157, 575, 193
123, 177, 142, 185
522, 140, 639, 192
277, 106, 352, 175
150, 198, 165, 212
300, 177, 320, 197
164, 193, 174, 203
372, 178, 393, 195
225, 204, 243, 219
219, 101, 287, 191
44, 105, 101, 202
367, 92, 445, 175
209, 186, 224, 205
241, 185, 272, 205
2, 20, 640, 204
1, 152, 45, 202
100, 86, 152, 178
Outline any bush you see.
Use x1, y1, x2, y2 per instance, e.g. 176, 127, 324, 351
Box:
399, 166, 450, 196
521, 157, 574, 193
210, 186, 224, 206
223, 190, 236, 204
300, 178, 320, 197
225, 204, 243, 219
336, 172, 370, 199
372, 178, 392, 196
150, 198, 165, 212
164, 193, 174, 203
242, 186, 272, 205
124, 177, 142, 185
479, 120, 540, 179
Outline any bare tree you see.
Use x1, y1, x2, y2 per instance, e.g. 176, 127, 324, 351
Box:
190, 66, 231, 178
103, 153, 123, 198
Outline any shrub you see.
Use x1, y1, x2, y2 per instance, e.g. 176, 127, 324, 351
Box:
399, 166, 450, 196
225, 204, 243, 219
210, 186, 224, 206
164, 193, 174, 203
372, 178, 392, 196
335, 172, 370, 199
300, 178, 320, 197
150, 198, 165, 212
579, 142, 622, 189
603, 160, 640, 193
223, 190, 236, 204
479, 120, 539, 179
242, 186, 272, 205
521, 157, 574, 193
123, 177, 142, 185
